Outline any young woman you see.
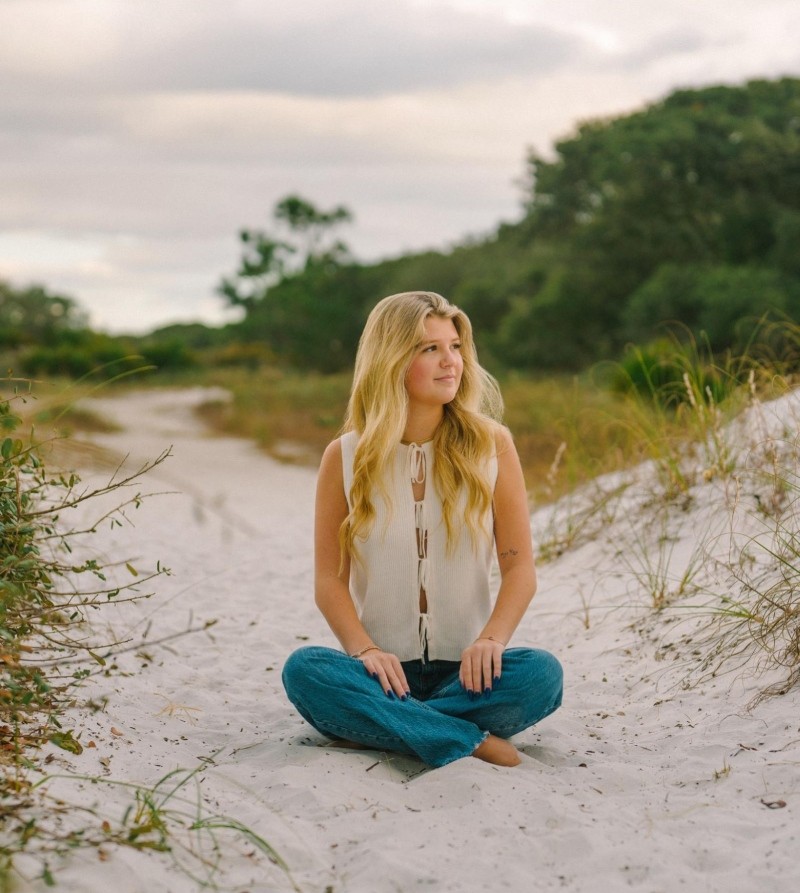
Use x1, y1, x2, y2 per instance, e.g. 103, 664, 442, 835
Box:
282, 291, 562, 768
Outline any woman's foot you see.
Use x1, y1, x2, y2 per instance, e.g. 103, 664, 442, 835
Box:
472, 734, 521, 767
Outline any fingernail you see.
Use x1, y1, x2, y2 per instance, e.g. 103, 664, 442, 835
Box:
468, 690, 475, 700
400, 694, 408, 702
371, 672, 379, 680
386, 690, 395, 699
405, 691, 411, 699
484, 687, 491, 697
493, 675, 500, 684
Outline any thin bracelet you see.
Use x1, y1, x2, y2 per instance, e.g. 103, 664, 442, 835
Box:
350, 644, 380, 659
477, 635, 507, 647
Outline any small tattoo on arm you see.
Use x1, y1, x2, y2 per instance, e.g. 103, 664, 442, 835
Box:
499, 548, 519, 560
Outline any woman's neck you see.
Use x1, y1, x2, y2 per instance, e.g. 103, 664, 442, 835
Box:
402, 406, 443, 444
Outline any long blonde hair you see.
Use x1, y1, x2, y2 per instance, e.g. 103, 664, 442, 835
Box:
341, 291, 503, 558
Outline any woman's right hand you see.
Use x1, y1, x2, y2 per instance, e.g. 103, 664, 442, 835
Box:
357, 649, 410, 700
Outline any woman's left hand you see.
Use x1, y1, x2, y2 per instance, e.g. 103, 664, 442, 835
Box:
460, 638, 505, 694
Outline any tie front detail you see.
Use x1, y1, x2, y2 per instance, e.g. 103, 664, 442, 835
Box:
338, 431, 498, 662
408, 442, 426, 484
410, 442, 431, 659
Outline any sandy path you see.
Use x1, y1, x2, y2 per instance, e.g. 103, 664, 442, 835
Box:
20, 387, 800, 893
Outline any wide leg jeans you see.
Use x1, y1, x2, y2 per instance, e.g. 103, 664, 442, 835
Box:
282, 646, 563, 768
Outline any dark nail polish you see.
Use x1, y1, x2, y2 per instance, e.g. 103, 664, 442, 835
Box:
386, 690, 395, 699
371, 672, 379, 680
484, 687, 491, 697
405, 691, 411, 699
400, 694, 407, 701
493, 676, 500, 685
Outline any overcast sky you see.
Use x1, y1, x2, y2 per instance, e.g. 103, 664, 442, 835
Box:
1, 0, 798, 333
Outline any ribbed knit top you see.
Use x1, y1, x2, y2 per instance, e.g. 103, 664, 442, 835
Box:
340, 430, 498, 661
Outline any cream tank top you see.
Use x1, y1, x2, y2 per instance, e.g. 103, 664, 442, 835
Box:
340, 430, 498, 662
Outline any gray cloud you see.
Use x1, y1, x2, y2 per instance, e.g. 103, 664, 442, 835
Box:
1, 0, 580, 98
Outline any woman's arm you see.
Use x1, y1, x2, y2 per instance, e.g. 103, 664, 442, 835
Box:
459, 426, 537, 694
314, 439, 362, 649
315, 440, 410, 697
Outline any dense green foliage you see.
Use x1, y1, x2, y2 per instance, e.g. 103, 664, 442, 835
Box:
0, 281, 198, 376
218, 77, 800, 373
515, 77, 800, 366
0, 282, 87, 348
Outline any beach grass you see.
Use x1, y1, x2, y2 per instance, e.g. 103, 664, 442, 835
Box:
144, 363, 678, 505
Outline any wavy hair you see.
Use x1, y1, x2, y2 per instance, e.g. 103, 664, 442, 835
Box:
341, 291, 503, 559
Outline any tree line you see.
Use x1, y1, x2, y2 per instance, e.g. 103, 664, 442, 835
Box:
217, 76, 800, 373
4, 76, 799, 378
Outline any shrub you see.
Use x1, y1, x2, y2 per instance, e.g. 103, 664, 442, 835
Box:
1, 384, 169, 738
611, 336, 737, 408
623, 263, 800, 352
139, 338, 197, 370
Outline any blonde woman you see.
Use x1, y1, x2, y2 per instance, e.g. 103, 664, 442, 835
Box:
282, 291, 562, 768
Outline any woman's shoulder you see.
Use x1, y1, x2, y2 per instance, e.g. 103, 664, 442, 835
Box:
322, 431, 357, 456
319, 438, 342, 475
492, 423, 515, 455
337, 430, 359, 461
322, 432, 360, 483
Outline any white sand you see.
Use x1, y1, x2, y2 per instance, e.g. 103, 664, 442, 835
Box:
15, 387, 800, 892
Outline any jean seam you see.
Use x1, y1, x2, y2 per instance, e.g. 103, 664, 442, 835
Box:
314, 718, 407, 748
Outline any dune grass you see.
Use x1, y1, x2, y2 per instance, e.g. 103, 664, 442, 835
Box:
160, 364, 674, 505
9, 348, 738, 507
191, 366, 351, 465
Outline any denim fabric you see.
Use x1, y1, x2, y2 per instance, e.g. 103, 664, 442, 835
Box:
282, 646, 563, 768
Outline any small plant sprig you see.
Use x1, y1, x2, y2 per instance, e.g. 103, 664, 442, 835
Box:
6, 757, 300, 892
621, 509, 708, 611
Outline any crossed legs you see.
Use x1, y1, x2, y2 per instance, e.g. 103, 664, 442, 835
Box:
282, 646, 563, 769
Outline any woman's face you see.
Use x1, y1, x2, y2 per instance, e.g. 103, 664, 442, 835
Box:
404, 315, 463, 410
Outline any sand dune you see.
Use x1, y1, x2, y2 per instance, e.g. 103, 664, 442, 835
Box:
18, 387, 800, 893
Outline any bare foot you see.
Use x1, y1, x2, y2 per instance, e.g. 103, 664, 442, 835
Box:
472, 734, 521, 767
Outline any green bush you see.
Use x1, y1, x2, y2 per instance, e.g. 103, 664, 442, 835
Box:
139, 338, 197, 371
623, 263, 800, 352
204, 341, 275, 368
612, 337, 737, 408
0, 386, 168, 736
0, 280, 88, 348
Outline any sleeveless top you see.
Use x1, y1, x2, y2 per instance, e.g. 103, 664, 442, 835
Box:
340, 430, 498, 662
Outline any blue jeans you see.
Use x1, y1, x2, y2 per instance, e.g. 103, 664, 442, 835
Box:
282, 646, 563, 768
